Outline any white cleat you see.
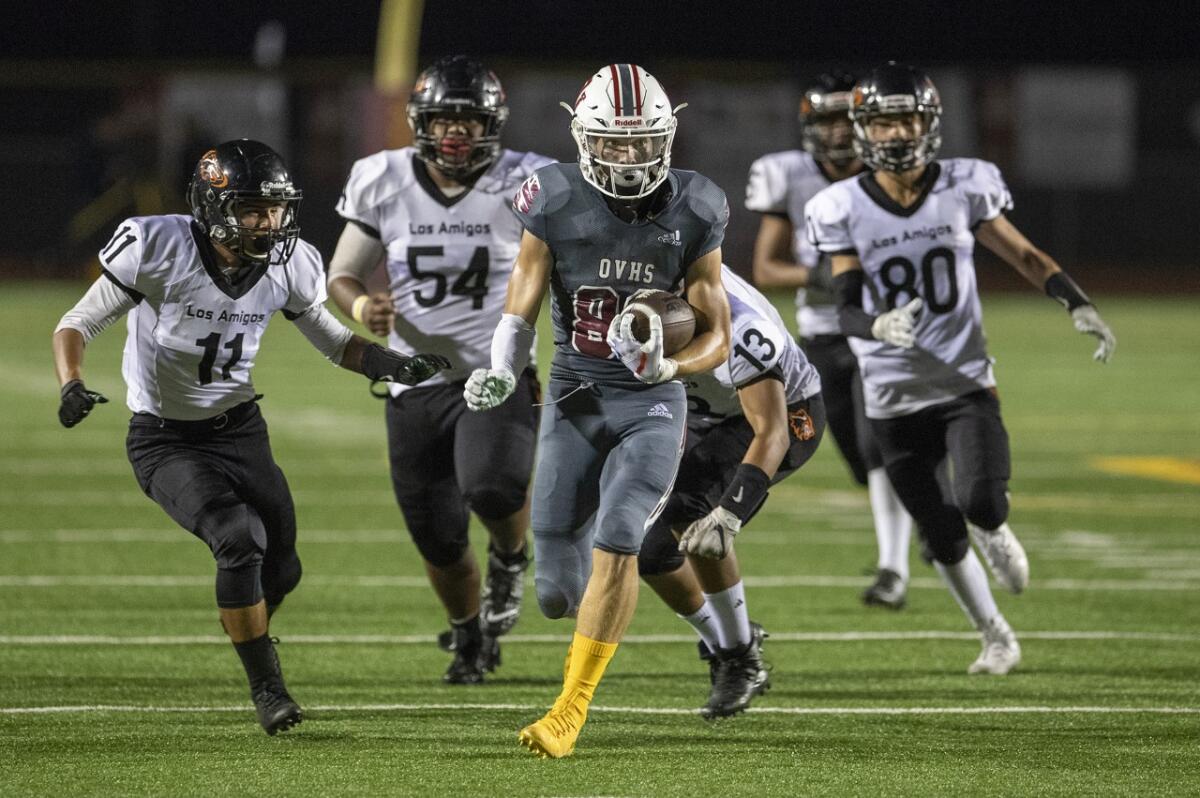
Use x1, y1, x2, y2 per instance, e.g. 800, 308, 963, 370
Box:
968, 615, 1021, 675
969, 522, 1029, 594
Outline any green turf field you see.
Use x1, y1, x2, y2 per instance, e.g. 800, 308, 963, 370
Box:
1, 282, 1197, 796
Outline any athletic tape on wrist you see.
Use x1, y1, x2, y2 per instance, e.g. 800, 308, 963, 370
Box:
718, 463, 771, 523
351, 295, 369, 324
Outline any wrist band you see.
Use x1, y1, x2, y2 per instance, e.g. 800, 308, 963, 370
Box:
351, 295, 369, 324
718, 463, 771, 523
1044, 272, 1092, 312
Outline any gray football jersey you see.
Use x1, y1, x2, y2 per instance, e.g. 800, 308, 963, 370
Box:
511, 163, 728, 387
805, 158, 1012, 419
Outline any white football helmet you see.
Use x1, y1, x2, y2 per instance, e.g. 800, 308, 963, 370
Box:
560, 64, 684, 200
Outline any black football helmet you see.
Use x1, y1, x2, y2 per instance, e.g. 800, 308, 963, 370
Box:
800, 70, 857, 166
187, 139, 302, 265
851, 62, 943, 173
407, 55, 508, 179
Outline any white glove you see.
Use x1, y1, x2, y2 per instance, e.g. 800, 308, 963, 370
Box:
1070, 305, 1116, 363
678, 506, 742, 559
463, 368, 516, 411
606, 312, 678, 384
871, 297, 923, 348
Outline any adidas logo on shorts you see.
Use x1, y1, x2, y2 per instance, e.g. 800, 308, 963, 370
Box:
647, 403, 673, 419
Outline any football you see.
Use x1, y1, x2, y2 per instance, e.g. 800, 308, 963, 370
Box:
626, 290, 697, 356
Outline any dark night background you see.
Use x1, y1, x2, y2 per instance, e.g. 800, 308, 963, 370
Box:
2, 1, 1198, 284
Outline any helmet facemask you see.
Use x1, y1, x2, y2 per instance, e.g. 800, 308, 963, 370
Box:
800, 90, 857, 167
211, 194, 301, 265
853, 108, 942, 173
571, 118, 676, 200
408, 105, 507, 179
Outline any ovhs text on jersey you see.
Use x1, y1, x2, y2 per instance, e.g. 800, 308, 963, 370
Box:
597, 258, 656, 284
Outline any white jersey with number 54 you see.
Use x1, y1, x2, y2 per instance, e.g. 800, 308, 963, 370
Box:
805, 158, 1013, 419
337, 147, 554, 392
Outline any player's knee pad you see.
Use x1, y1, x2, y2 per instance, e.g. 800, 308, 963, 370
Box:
204, 502, 266, 572
593, 506, 647, 556
532, 529, 590, 619
534, 575, 580, 620
260, 549, 302, 606
462, 482, 525, 522
215, 563, 263, 608
407, 526, 469, 569
916, 510, 970, 565
637, 521, 684, 576
957, 478, 1009, 532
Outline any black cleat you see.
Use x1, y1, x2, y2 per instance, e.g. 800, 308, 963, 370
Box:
701, 622, 770, 720
862, 568, 907, 610
480, 544, 530, 637
442, 617, 496, 685
252, 683, 303, 735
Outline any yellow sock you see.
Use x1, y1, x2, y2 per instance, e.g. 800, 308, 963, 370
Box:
559, 632, 618, 708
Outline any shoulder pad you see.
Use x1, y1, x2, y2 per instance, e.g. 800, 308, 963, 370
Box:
337, 149, 414, 222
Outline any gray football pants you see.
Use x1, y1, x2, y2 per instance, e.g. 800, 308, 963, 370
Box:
531, 378, 686, 619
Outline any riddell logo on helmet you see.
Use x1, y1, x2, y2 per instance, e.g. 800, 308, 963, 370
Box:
614, 118, 644, 127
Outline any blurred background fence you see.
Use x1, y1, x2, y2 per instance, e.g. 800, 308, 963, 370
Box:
2, 4, 1198, 292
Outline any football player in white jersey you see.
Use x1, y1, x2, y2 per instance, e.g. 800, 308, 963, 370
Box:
53, 140, 449, 734
747, 71, 914, 610
806, 63, 1117, 674
638, 265, 825, 718
328, 56, 554, 684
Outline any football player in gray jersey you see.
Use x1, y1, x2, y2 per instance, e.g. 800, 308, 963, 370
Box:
748, 71, 914, 610
808, 63, 1116, 675
328, 56, 553, 685
465, 64, 731, 758
53, 140, 448, 735
638, 266, 826, 719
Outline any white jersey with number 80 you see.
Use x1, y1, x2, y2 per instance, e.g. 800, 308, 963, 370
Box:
805, 158, 1013, 419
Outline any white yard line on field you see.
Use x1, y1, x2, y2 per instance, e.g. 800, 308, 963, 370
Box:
0, 573, 1197, 591
1, 630, 1196, 646
1, 702, 1197, 717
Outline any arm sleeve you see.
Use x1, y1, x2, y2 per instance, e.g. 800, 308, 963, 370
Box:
327, 221, 387, 286
832, 270, 877, 340
490, 313, 535, 375
291, 304, 355, 365
55, 276, 137, 343
963, 160, 1014, 229
804, 190, 855, 255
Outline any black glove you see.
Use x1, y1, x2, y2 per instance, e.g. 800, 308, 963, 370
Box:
58, 380, 108, 428
362, 344, 451, 386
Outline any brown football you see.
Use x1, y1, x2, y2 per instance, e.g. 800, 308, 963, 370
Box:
626, 290, 697, 356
